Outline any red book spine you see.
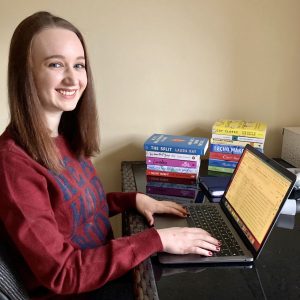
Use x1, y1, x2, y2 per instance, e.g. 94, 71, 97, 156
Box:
146, 170, 197, 179
209, 151, 241, 162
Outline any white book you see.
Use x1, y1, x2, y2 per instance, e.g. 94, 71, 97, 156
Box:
145, 151, 201, 161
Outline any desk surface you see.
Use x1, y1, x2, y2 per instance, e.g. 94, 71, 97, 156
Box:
121, 161, 300, 300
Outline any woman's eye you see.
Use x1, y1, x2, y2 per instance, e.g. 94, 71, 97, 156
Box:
49, 62, 62, 68
74, 63, 86, 69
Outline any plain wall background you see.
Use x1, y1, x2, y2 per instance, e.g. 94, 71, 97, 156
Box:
1, 0, 300, 234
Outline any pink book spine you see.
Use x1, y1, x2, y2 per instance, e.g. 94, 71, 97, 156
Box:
146, 157, 198, 168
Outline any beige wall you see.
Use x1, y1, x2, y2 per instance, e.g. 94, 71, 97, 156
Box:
1, 0, 300, 193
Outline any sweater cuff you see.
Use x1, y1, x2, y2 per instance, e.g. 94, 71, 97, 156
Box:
128, 227, 163, 262
123, 192, 137, 209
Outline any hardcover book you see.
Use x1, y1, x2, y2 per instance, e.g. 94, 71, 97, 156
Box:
212, 120, 267, 139
144, 134, 209, 155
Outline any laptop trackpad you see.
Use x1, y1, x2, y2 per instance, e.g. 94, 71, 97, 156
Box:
154, 215, 188, 229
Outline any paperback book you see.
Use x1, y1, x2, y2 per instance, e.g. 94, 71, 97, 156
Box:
144, 133, 209, 155
210, 138, 264, 150
146, 157, 199, 168
207, 165, 235, 173
208, 159, 238, 169
146, 151, 200, 161
146, 170, 197, 179
212, 120, 267, 139
210, 144, 245, 155
146, 175, 197, 185
147, 164, 199, 174
209, 152, 241, 162
211, 134, 265, 144
146, 180, 197, 189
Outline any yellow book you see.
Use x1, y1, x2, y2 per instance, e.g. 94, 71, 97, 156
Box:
212, 120, 267, 139
210, 138, 264, 149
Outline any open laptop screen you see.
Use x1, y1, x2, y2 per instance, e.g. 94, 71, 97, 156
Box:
223, 146, 294, 252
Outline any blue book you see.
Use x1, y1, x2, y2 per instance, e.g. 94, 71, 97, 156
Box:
144, 134, 209, 155
210, 143, 244, 155
208, 159, 238, 169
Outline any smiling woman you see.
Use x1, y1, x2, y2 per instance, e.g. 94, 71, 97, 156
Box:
0, 11, 219, 300
8, 11, 98, 172
30, 28, 88, 137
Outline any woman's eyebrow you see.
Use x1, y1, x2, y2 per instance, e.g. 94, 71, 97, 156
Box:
44, 55, 85, 60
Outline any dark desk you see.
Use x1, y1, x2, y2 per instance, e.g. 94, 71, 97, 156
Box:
121, 161, 300, 300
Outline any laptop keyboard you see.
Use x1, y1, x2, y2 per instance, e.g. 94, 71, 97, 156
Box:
186, 205, 244, 257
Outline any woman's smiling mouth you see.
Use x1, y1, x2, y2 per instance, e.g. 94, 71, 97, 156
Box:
56, 89, 77, 96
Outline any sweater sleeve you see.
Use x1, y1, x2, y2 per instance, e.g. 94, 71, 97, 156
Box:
106, 192, 137, 216
0, 154, 163, 295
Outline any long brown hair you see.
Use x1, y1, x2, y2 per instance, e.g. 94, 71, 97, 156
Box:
8, 11, 100, 172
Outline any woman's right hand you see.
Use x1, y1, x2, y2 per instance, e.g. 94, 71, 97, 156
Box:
156, 227, 221, 256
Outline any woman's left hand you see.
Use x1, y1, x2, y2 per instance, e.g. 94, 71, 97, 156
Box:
135, 193, 187, 226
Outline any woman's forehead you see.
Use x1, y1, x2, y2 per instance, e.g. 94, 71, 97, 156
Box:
31, 28, 85, 60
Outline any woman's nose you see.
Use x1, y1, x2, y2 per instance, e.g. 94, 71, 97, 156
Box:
63, 67, 77, 85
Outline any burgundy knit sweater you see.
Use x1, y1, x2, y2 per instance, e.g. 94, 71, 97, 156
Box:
0, 129, 162, 298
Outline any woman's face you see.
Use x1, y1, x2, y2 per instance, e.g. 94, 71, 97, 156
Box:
30, 27, 87, 120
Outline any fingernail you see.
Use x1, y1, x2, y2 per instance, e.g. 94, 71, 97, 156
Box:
216, 247, 220, 251
218, 241, 222, 246
209, 251, 213, 256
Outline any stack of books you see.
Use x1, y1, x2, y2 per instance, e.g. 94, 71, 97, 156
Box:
144, 133, 209, 180
145, 178, 203, 204
208, 120, 267, 173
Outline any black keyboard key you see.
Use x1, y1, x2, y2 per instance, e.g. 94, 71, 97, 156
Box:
187, 205, 244, 256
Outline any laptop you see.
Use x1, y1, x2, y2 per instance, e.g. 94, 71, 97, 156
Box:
154, 144, 296, 264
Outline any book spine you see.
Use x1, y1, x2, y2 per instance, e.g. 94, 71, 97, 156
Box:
210, 138, 264, 149
208, 159, 238, 169
146, 186, 196, 198
207, 165, 235, 173
146, 151, 200, 161
212, 122, 266, 138
147, 164, 199, 174
146, 157, 199, 168
144, 134, 209, 155
211, 134, 265, 143
146, 170, 197, 179
144, 142, 208, 155
210, 144, 245, 155
146, 181, 196, 189
209, 152, 241, 162
146, 175, 197, 185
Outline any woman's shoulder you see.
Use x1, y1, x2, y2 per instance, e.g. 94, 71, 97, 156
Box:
0, 128, 27, 156
0, 128, 38, 171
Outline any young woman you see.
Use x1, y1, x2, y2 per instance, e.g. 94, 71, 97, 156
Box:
0, 11, 220, 299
